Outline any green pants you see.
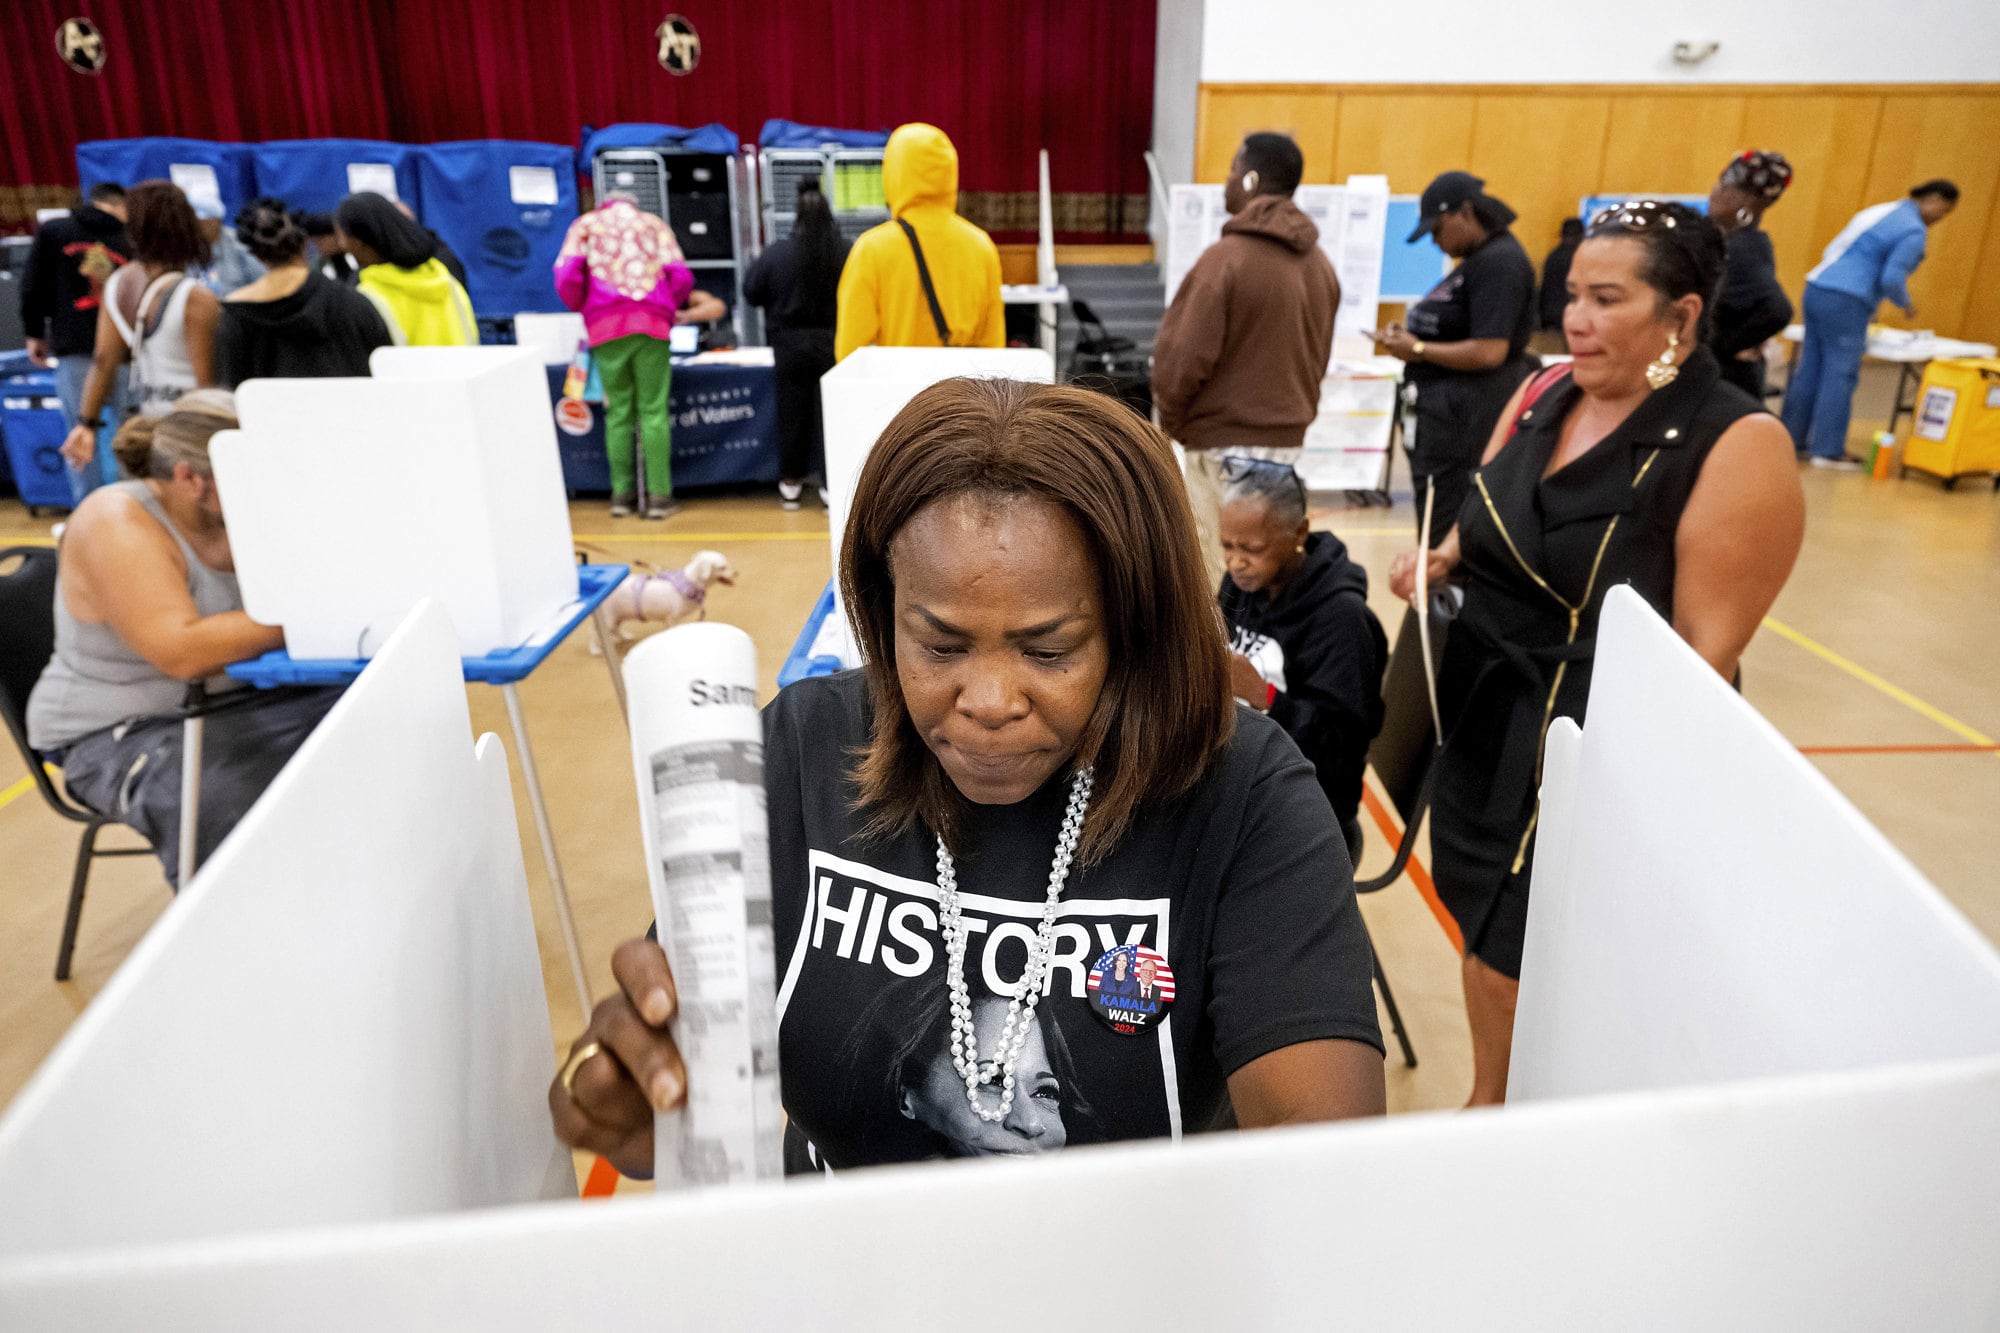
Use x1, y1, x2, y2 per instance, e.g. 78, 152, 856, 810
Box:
594, 333, 673, 497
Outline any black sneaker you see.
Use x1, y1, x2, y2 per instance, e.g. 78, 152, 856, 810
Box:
643, 495, 682, 520
610, 492, 636, 518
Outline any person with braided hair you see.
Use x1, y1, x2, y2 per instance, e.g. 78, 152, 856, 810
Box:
214, 197, 392, 386
1707, 151, 1796, 400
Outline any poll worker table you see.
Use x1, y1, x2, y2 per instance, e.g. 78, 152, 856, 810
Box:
546, 351, 780, 496
1780, 325, 1999, 437
223, 562, 629, 1019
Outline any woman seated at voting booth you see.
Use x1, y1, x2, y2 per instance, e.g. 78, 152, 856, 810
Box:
552, 379, 1387, 1176
26, 394, 342, 887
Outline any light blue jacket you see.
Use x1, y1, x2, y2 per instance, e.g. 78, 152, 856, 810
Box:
1806, 199, 1926, 310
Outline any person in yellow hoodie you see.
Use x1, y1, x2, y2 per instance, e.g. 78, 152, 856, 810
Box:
335, 192, 477, 348
834, 124, 1004, 361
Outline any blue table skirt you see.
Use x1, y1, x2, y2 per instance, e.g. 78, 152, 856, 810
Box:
546, 362, 779, 495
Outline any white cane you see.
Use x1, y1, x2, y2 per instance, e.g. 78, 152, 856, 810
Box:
1414, 477, 1445, 744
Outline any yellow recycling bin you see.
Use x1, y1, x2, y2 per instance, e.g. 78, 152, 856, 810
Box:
1902, 357, 2000, 490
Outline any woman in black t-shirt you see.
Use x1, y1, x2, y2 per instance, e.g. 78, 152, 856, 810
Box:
1375, 171, 1539, 547
551, 379, 1386, 1179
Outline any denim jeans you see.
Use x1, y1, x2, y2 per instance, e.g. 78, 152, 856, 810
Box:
1781, 285, 1874, 461
53, 355, 129, 502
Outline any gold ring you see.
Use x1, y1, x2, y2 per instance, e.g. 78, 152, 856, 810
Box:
560, 1040, 604, 1098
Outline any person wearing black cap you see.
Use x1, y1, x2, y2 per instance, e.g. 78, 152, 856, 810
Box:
1374, 171, 1537, 545
1707, 151, 1795, 400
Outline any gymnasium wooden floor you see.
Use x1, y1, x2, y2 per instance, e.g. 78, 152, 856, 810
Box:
2, 367, 1995, 1180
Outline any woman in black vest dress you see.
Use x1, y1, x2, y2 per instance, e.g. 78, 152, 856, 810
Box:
1390, 201, 1805, 1105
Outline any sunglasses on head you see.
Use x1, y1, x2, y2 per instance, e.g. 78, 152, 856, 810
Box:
1588, 199, 1684, 231
1219, 455, 1304, 487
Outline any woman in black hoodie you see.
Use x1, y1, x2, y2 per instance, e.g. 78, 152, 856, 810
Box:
215, 198, 392, 386
1217, 457, 1388, 855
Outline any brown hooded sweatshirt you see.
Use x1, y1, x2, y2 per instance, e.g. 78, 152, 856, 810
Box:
1151, 194, 1340, 452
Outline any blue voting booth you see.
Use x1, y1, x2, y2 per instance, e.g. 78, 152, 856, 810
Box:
75, 136, 583, 319
757, 119, 890, 149
249, 139, 425, 219
419, 141, 576, 317
75, 139, 256, 220
576, 122, 740, 177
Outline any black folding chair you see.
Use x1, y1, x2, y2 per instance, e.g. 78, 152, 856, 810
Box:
1352, 591, 1461, 1069
0, 546, 159, 980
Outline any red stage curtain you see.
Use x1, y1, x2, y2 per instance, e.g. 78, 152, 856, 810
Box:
5, 0, 1156, 241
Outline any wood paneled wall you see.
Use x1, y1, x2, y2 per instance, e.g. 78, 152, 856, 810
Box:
1196, 84, 2000, 342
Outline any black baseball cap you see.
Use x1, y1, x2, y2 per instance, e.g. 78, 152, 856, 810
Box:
1408, 171, 1515, 242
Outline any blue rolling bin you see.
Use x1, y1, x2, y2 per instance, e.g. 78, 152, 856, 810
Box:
0, 368, 74, 514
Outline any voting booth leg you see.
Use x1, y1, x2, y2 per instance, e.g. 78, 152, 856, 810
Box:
176, 714, 204, 890
1371, 937, 1418, 1069
589, 609, 629, 722
501, 683, 593, 1020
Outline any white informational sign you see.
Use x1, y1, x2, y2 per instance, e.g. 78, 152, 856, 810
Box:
346, 162, 401, 202
1163, 183, 1228, 306
1297, 358, 1402, 492
508, 165, 560, 206
1335, 175, 1389, 338
1165, 177, 1391, 345
1915, 386, 1957, 441
166, 163, 221, 216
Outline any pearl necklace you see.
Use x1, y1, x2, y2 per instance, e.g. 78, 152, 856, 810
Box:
934, 766, 1094, 1123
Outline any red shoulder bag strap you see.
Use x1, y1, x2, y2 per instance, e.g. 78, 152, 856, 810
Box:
1504, 363, 1572, 442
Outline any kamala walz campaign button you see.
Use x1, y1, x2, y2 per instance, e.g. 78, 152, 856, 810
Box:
1086, 944, 1175, 1035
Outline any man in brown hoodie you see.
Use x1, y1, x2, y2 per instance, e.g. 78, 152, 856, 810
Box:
1153, 133, 1340, 578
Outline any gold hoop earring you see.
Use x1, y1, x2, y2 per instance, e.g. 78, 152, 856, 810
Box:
1645, 332, 1681, 390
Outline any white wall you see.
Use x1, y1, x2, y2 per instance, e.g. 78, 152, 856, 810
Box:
1149, 0, 1206, 245
1202, 0, 2000, 84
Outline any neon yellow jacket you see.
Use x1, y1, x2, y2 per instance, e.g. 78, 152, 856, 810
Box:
357, 258, 477, 347
835, 124, 1005, 360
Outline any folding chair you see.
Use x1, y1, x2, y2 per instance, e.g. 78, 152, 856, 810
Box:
0, 545, 228, 978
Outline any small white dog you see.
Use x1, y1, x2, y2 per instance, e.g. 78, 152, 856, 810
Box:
599, 550, 738, 641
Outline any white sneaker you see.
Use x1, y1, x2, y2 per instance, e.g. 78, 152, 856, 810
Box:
1808, 455, 1864, 471
778, 480, 803, 511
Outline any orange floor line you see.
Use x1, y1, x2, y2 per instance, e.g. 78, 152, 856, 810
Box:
1359, 782, 1463, 954
582, 1155, 621, 1199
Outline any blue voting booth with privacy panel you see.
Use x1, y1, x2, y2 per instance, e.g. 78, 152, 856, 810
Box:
418, 141, 577, 318
75, 139, 257, 220
248, 140, 425, 220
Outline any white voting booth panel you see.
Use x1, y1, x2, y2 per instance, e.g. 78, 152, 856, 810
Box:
0, 601, 569, 1262
3, 1058, 1997, 1330
1513, 589, 2000, 1101
213, 347, 576, 659
821, 345, 1055, 585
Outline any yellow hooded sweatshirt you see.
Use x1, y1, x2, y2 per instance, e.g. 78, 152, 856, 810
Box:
834, 124, 1005, 360
357, 258, 478, 348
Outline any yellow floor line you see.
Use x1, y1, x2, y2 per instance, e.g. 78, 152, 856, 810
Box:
1762, 615, 1999, 757
572, 531, 829, 543
0, 536, 57, 548
0, 775, 35, 812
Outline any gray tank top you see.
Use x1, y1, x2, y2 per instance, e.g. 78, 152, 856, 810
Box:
27, 481, 245, 751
